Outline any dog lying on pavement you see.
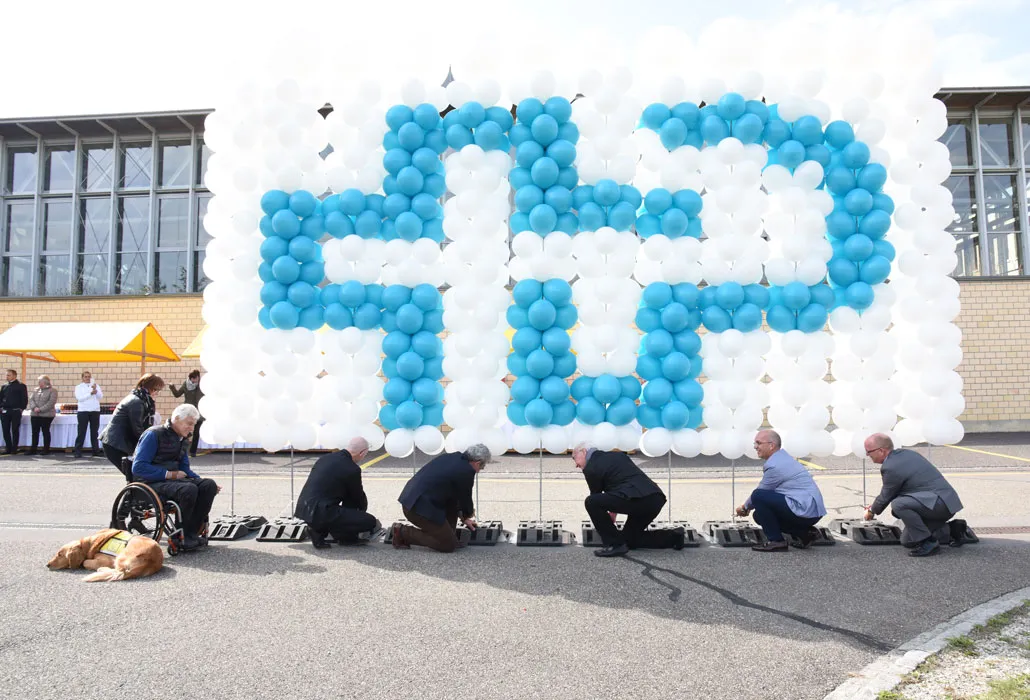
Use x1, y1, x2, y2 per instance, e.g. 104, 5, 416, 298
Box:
47, 528, 164, 582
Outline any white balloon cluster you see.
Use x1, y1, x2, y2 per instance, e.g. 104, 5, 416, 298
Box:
699, 329, 770, 459
508, 231, 576, 282
441, 141, 513, 457
765, 330, 835, 457
323, 82, 389, 194
762, 163, 834, 286
322, 237, 385, 285
313, 328, 386, 451
572, 69, 640, 185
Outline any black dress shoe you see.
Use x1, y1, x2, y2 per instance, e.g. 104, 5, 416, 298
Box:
594, 543, 629, 558
948, 520, 967, 548
752, 540, 789, 552
909, 538, 941, 557
309, 529, 331, 549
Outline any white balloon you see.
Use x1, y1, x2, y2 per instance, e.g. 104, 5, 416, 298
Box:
385, 429, 415, 458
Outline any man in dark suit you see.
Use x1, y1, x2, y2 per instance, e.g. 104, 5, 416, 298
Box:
864, 433, 965, 558
393, 443, 492, 553
574, 444, 686, 557
295, 437, 379, 548
1, 369, 29, 455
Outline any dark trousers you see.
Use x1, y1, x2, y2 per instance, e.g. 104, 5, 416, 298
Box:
1, 409, 23, 452
584, 491, 680, 548
189, 417, 204, 456
30, 416, 54, 452
305, 504, 376, 543
750, 489, 821, 542
103, 443, 132, 479
148, 478, 218, 536
75, 411, 101, 454
400, 505, 460, 553
891, 496, 954, 546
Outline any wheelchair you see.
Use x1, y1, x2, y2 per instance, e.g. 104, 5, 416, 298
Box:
109, 457, 205, 557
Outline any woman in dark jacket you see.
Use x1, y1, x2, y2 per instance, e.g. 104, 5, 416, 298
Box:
170, 369, 204, 457
100, 373, 165, 478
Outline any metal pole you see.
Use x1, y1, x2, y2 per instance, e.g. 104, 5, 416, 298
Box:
862, 457, 867, 507
667, 451, 672, 523
927, 443, 933, 465
729, 457, 737, 522
230, 443, 236, 516
289, 446, 295, 513
411, 449, 416, 475
475, 475, 480, 520
538, 447, 543, 521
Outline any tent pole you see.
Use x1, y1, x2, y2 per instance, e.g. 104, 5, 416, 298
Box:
21, 352, 26, 380
140, 327, 147, 376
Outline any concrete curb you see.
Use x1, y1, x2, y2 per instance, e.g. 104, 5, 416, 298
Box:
823, 585, 1030, 700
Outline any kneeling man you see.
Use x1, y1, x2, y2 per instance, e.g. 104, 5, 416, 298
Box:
736, 430, 826, 552
864, 433, 965, 557
295, 437, 379, 548
132, 404, 219, 551
574, 444, 685, 558
393, 444, 491, 553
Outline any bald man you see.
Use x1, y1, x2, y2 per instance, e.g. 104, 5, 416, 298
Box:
295, 437, 379, 548
863, 433, 965, 557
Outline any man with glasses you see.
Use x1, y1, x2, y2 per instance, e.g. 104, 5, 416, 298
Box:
863, 433, 965, 557
736, 430, 827, 552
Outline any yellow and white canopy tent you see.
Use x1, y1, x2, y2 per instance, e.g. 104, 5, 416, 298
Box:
0, 322, 180, 376
181, 326, 206, 358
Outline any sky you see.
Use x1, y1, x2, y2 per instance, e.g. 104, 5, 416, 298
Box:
1, 0, 1028, 119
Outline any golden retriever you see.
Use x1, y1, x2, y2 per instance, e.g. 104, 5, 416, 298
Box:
47, 528, 163, 582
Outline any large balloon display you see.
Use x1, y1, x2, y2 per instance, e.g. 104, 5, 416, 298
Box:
196, 21, 962, 460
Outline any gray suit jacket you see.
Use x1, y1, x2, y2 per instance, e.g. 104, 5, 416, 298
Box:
870, 449, 963, 516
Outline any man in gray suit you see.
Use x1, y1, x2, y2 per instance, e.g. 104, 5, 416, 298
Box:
863, 433, 965, 557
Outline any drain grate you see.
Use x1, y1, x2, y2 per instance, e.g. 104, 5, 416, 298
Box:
973, 526, 1030, 534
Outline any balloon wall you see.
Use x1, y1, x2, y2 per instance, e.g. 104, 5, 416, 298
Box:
197, 20, 962, 459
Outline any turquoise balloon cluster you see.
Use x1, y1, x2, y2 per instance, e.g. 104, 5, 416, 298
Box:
635, 283, 704, 430
509, 97, 580, 235
766, 281, 834, 333
698, 283, 769, 333
635, 187, 703, 238
506, 279, 578, 427
380, 103, 448, 242
573, 179, 642, 232
443, 102, 515, 152
258, 189, 328, 330
319, 281, 385, 330
640, 93, 770, 149
570, 374, 641, 426
379, 284, 446, 430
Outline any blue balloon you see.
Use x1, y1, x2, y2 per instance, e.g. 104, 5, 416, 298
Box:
540, 376, 569, 404
331, 189, 361, 217
287, 281, 317, 308
659, 117, 687, 149
395, 351, 425, 381
557, 167, 579, 190
661, 208, 689, 237
320, 284, 341, 307
396, 166, 425, 197
827, 258, 860, 287
516, 141, 544, 169
383, 331, 411, 359
778, 140, 807, 169
672, 283, 700, 308
642, 103, 672, 130
378, 404, 398, 431
661, 401, 690, 430
842, 141, 871, 169
413, 103, 441, 130
380, 310, 397, 332
824, 121, 855, 150
674, 379, 703, 407
872, 239, 896, 261
859, 255, 891, 285
530, 157, 559, 189
740, 284, 768, 308
474, 121, 503, 150
511, 375, 541, 404
872, 193, 895, 215
383, 377, 412, 403
288, 236, 317, 263
260, 281, 288, 307
517, 98, 544, 124
826, 167, 857, 196
717, 92, 747, 121
701, 115, 730, 144
271, 256, 300, 285
763, 119, 791, 148
645, 329, 674, 357
605, 397, 636, 426
412, 378, 442, 405
260, 215, 276, 238
396, 303, 424, 334
525, 349, 555, 380
643, 377, 673, 407
620, 184, 643, 209
557, 122, 579, 144
636, 404, 661, 429
844, 233, 874, 262
515, 185, 544, 214
335, 280, 363, 308
553, 351, 576, 378
383, 193, 410, 220
299, 215, 324, 240
541, 327, 570, 356
743, 100, 769, 124
408, 284, 438, 312
635, 213, 661, 238
619, 376, 642, 400
324, 212, 355, 238
857, 163, 888, 192
395, 211, 423, 241
384, 148, 411, 175
544, 186, 573, 214
662, 351, 691, 382
701, 306, 732, 332
269, 301, 299, 329
781, 281, 811, 310
809, 284, 834, 308
732, 113, 764, 143
272, 210, 301, 238
510, 123, 532, 147
421, 309, 444, 335
556, 212, 578, 234
732, 303, 763, 332
507, 401, 527, 426
385, 105, 414, 131
260, 190, 290, 216
845, 281, 875, 310
660, 302, 689, 333
592, 179, 620, 207
458, 101, 486, 128
395, 401, 423, 430
527, 299, 557, 331
672, 101, 701, 128
421, 402, 444, 427
531, 114, 559, 145
570, 376, 594, 401
636, 307, 661, 333
549, 399, 573, 426
382, 285, 411, 312
577, 202, 605, 231
411, 330, 440, 359
324, 303, 353, 330
486, 105, 515, 131
260, 236, 289, 263
592, 374, 621, 405
845, 189, 874, 216
446, 124, 474, 150
673, 330, 702, 356
643, 282, 673, 310
791, 115, 824, 147
529, 203, 558, 234
859, 209, 891, 240
513, 279, 543, 308
715, 282, 745, 311
354, 210, 382, 238
576, 397, 606, 426
826, 211, 858, 240
766, 305, 796, 332
545, 141, 576, 170
636, 354, 662, 381
512, 327, 542, 356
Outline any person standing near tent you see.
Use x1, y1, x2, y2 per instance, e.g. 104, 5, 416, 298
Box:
100, 374, 165, 477
73, 370, 103, 458
1, 369, 29, 455
27, 375, 57, 456
169, 370, 204, 457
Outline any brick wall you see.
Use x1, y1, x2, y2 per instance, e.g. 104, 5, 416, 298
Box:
0, 295, 205, 420
1, 280, 1026, 433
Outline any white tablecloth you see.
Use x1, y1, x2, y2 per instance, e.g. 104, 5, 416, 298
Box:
1, 413, 113, 449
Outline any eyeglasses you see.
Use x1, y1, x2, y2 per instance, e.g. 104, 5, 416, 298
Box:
753, 440, 771, 446
865, 447, 884, 456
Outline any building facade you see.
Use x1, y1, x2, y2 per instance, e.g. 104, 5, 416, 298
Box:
1, 91, 1028, 432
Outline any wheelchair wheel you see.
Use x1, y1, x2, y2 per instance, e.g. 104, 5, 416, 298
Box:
110, 483, 165, 542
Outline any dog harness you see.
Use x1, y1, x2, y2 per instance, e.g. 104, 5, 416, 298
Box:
99, 531, 134, 557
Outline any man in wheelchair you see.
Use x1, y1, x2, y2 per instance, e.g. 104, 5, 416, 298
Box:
131, 404, 220, 551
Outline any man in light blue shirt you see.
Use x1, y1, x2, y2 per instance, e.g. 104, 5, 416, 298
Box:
736, 430, 827, 552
